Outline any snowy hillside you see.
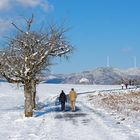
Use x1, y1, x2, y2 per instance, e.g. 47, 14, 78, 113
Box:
45, 67, 140, 85
0, 82, 140, 140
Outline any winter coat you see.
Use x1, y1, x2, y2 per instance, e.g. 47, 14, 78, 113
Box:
59, 91, 67, 103
69, 90, 77, 101
121, 84, 124, 87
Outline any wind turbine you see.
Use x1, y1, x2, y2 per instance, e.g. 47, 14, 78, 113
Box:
107, 56, 110, 67
133, 56, 137, 68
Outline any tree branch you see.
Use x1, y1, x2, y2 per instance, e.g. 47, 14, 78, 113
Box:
11, 22, 25, 33
2, 72, 23, 83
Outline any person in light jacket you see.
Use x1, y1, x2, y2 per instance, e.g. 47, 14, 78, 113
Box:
69, 88, 77, 112
121, 82, 124, 89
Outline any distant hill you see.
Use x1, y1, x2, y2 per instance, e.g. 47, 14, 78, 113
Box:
44, 67, 140, 85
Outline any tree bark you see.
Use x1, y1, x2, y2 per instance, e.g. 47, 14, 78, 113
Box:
24, 80, 33, 117
31, 79, 36, 109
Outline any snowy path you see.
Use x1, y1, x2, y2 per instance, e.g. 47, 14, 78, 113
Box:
32, 96, 130, 140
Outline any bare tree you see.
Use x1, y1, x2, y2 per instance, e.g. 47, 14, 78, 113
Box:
0, 15, 73, 117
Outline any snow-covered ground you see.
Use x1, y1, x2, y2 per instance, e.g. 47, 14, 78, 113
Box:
0, 82, 139, 140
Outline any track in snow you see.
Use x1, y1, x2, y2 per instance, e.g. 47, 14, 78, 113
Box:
33, 96, 130, 140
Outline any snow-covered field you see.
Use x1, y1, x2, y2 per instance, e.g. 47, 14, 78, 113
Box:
0, 82, 139, 140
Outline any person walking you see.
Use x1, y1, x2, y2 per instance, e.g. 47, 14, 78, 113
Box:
121, 82, 124, 89
59, 90, 67, 111
125, 82, 128, 89
69, 88, 77, 112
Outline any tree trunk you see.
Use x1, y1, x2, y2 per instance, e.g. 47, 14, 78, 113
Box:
24, 80, 33, 117
31, 79, 36, 109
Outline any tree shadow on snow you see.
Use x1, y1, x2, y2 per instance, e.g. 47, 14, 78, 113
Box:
0, 105, 24, 112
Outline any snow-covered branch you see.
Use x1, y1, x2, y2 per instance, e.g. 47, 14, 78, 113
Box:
0, 14, 73, 84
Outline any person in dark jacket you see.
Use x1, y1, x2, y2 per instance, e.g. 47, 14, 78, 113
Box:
59, 90, 67, 111
125, 82, 128, 89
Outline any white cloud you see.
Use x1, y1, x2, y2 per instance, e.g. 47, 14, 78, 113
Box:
121, 47, 133, 53
0, 0, 54, 35
0, 0, 53, 12
16, 0, 53, 12
16, 0, 40, 7
0, 0, 11, 10
40, 1, 54, 12
0, 19, 11, 35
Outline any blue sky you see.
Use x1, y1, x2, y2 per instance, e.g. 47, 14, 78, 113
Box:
0, 0, 140, 74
